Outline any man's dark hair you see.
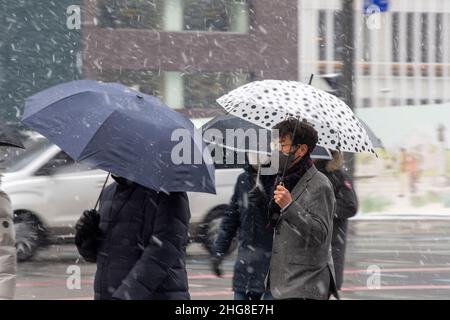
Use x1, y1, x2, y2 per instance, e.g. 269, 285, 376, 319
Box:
273, 118, 318, 154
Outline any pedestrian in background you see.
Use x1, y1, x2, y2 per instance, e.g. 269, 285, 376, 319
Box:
398, 148, 409, 197
315, 150, 358, 290
211, 152, 275, 300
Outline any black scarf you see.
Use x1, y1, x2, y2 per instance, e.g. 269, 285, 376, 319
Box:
278, 154, 313, 192
267, 154, 313, 226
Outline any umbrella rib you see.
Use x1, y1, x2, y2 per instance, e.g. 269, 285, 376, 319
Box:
76, 109, 119, 162
23, 91, 99, 120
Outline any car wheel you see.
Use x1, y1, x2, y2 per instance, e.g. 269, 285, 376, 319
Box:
13, 211, 44, 262
200, 206, 238, 256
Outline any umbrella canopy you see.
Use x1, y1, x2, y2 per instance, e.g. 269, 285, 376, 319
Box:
217, 80, 376, 155
22, 80, 215, 194
202, 114, 332, 161
202, 114, 271, 154
358, 117, 383, 148
0, 123, 24, 149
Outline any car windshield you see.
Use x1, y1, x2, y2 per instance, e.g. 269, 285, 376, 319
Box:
0, 138, 53, 173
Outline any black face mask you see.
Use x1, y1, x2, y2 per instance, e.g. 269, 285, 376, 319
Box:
111, 175, 135, 186
277, 150, 302, 174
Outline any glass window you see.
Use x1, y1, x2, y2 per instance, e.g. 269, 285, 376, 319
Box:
35, 152, 76, 176
1, 138, 52, 173
96, 0, 249, 33
333, 10, 344, 62
420, 99, 429, 105
362, 17, 371, 62
35, 151, 96, 176
406, 12, 414, 63
183, 71, 252, 109
392, 12, 399, 63
96, 0, 163, 29
390, 98, 401, 106
184, 0, 249, 32
318, 10, 327, 61
435, 13, 443, 63
96, 69, 162, 97
95, 69, 251, 110
362, 98, 371, 108
420, 13, 428, 63
406, 98, 415, 106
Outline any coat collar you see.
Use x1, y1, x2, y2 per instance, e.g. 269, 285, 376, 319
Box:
289, 165, 318, 202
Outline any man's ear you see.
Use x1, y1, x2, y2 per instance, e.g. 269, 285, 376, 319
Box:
299, 144, 308, 157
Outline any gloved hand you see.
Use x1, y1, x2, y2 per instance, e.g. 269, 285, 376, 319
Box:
75, 209, 101, 245
210, 255, 223, 277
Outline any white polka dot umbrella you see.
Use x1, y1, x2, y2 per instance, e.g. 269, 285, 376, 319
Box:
217, 80, 376, 155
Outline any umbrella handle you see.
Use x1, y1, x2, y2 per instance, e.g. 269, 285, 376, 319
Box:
94, 172, 110, 211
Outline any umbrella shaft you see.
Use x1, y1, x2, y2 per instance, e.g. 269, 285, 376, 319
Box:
94, 172, 110, 211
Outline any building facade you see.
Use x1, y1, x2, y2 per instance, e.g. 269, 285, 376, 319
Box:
81, 0, 450, 112
299, 0, 450, 108
81, 0, 298, 117
0, 0, 81, 123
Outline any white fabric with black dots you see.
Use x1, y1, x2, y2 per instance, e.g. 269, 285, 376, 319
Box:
217, 80, 376, 155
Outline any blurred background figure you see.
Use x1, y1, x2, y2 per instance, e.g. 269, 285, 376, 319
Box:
314, 150, 358, 291
408, 151, 419, 194
437, 125, 448, 187
398, 148, 410, 197
0, 177, 16, 300
211, 152, 275, 300
399, 148, 421, 196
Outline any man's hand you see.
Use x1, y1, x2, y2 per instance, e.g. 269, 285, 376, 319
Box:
274, 184, 292, 209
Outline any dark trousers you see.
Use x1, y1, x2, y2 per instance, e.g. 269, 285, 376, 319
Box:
234, 291, 273, 300
331, 218, 348, 290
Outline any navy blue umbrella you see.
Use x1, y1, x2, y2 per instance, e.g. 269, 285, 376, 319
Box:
22, 80, 215, 194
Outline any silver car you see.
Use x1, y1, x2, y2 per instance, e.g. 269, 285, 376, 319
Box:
1, 135, 242, 261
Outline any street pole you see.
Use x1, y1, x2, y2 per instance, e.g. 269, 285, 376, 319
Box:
341, 0, 355, 179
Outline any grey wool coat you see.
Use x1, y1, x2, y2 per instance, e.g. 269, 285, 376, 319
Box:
267, 165, 339, 300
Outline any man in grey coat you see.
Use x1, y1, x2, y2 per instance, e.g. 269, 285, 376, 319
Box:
267, 118, 339, 300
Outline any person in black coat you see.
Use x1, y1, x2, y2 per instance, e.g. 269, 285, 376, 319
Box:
75, 175, 191, 300
211, 154, 276, 300
315, 151, 358, 290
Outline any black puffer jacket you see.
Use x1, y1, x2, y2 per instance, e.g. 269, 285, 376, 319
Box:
76, 180, 191, 300
326, 170, 358, 219
214, 165, 275, 293
315, 153, 358, 290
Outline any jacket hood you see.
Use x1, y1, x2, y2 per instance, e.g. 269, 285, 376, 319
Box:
326, 151, 343, 172
316, 150, 343, 173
